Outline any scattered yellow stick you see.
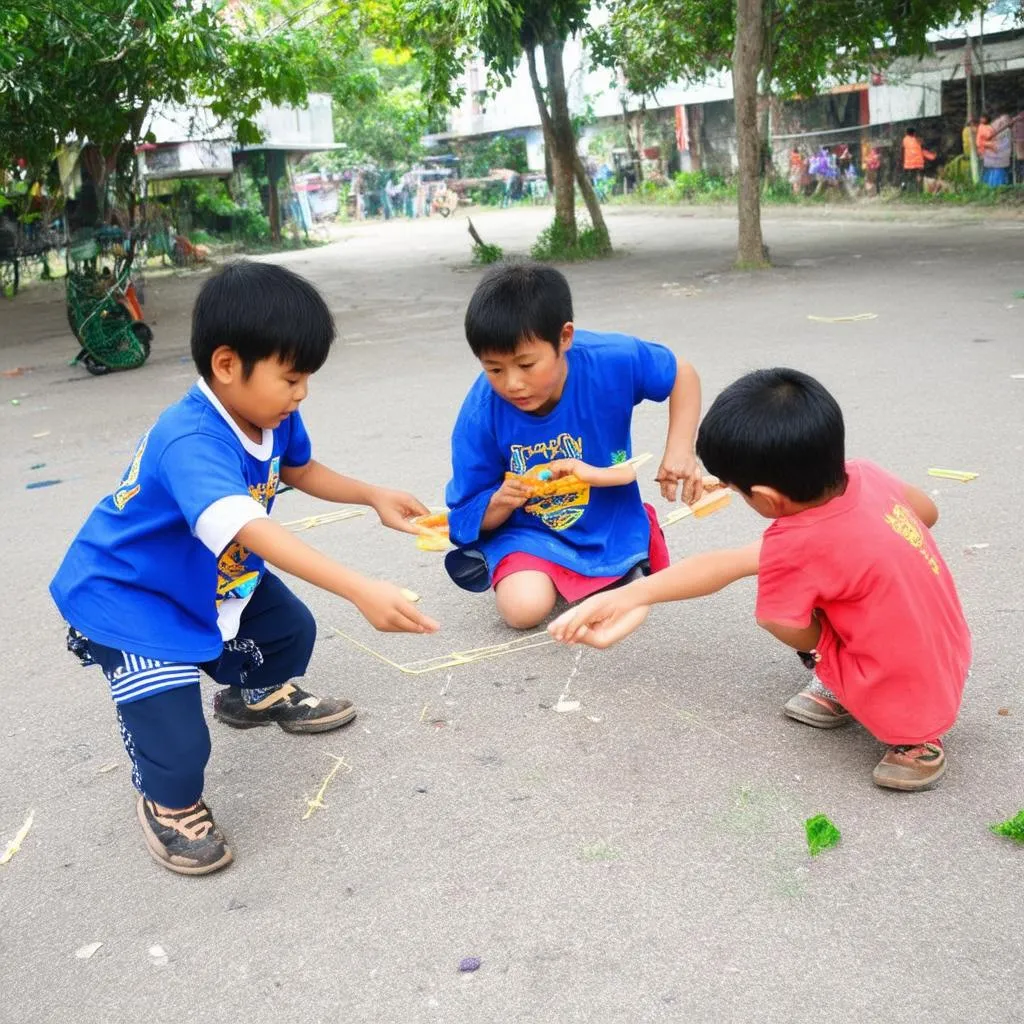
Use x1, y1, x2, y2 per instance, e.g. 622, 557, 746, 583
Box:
400, 588, 421, 603
660, 488, 733, 527
283, 508, 366, 532
302, 755, 352, 821
0, 809, 35, 865
927, 468, 979, 483
331, 626, 555, 674
807, 313, 878, 323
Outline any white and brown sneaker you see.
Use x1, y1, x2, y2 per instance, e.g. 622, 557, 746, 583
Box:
872, 741, 946, 791
213, 683, 356, 734
137, 797, 233, 875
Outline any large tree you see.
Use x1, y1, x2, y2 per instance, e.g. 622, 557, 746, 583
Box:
596, 0, 989, 266
0, 0, 361, 215
387, 0, 611, 253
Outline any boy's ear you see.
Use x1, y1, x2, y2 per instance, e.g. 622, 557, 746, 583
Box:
209, 345, 242, 384
559, 322, 575, 352
748, 485, 789, 517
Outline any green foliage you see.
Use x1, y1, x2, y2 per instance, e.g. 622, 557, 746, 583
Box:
614, 170, 736, 205
472, 241, 504, 264
594, 1, 989, 102
0, 0, 364, 186
456, 135, 529, 177
531, 217, 611, 262
805, 814, 841, 857
328, 46, 431, 169
989, 810, 1024, 844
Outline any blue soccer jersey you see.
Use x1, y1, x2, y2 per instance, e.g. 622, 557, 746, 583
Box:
50, 380, 311, 663
444, 331, 677, 591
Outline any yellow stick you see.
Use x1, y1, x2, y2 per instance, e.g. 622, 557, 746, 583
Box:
927, 468, 979, 483
807, 313, 878, 323
283, 508, 366, 532
330, 627, 555, 674
0, 809, 35, 865
302, 755, 351, 820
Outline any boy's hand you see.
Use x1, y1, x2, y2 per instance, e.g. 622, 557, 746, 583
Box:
548, 590, 649, 649
353, 580, 440, 633
656, 449, 703, 504
547, 458, 591, 482
490, 476, 532, 511
368, 488, 431, 534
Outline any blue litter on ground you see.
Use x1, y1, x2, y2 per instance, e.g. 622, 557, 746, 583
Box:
26, 479, 61, 490
458, 956, 482, 972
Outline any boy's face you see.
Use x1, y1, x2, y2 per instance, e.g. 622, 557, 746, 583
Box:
480, 324, 573, 416
211, 349, 310, 430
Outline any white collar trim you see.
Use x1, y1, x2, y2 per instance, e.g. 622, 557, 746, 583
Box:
196, 378, 273, 460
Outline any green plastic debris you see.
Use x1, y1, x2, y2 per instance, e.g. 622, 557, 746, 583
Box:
805, 814, 841, 856
989, 809, 1024, 844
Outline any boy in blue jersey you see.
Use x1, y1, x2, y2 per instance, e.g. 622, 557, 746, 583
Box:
51, 262, 439, 875
444, 259, 703, 630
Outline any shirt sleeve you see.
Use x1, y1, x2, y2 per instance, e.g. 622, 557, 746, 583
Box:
755, 532, 820, 629
159, 433, 265, 548
283, 409, 312, 468
444, 399, 505, 547
628, 337, 677, 405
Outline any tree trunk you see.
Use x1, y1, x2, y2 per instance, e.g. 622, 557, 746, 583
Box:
542, 39, 578, 245
732, 0, 768, 267
572, 155, 611, 252
525, 44, 574, 244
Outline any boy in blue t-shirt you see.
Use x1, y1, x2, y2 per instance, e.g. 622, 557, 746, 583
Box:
51, 261, 439, 875
444, 260, 703, 630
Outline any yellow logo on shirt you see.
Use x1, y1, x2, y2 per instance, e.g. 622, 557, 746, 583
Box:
112, 431, 150, 510
884, 503, 941, 575
510, 433, 589, 532
217, 456, 281, 603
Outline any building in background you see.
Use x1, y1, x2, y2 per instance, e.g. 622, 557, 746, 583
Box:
435, 9, 1024, 184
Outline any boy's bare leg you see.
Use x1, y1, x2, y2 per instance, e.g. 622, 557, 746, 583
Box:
495, 571, 558, 630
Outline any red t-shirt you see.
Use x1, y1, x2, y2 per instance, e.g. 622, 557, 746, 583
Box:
756, 460, 971, 745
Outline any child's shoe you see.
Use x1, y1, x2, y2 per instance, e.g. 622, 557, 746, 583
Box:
137, 796, 233, 875
213, 682, 356, 734
783, 680, 852, 728
872, 741, 946, 791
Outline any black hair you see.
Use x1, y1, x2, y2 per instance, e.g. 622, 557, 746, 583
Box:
464, 258, 573, 357
696, 368, 846, 503
191, 260, 335, 378
906, 127, 917, 137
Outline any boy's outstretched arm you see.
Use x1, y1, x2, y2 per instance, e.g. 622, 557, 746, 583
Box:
901, 480, 938, 528
236, 517, 439, 634
549, 541, 761, 648
281, 461, 429, 534
656, 359, 703, 505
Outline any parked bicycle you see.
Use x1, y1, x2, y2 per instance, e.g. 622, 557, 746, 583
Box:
66, 227, 152, 376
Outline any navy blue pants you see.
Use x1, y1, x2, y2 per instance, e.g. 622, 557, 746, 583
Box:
75, 573, 316, 808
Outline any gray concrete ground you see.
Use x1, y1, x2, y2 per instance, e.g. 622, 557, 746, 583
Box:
0, 205, 1021, 1024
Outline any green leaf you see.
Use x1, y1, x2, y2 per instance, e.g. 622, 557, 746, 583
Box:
805, 814, 841, 857
989, 810, 1024, 844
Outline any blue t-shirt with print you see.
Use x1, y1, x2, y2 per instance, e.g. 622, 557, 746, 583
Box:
444, 330, 677, 591
50, 383, 311, 663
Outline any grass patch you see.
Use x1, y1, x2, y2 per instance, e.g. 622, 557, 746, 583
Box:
471, 241, 504, 265
531, 217, 611, 262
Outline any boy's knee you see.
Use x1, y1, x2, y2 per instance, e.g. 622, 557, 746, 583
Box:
496, 574, 557, 630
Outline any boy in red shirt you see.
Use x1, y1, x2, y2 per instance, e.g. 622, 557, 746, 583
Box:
548, 368, 971, 791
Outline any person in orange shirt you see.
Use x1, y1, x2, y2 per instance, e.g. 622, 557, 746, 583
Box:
901, 127, 935, 193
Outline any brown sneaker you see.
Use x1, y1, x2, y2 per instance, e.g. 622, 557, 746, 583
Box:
213, 683, 356, 734
872, 741, 946, 791
784, 682, 852, 729
136, 796, 233, 875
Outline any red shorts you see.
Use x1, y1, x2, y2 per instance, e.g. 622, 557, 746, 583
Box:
492, 503, 670, 603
